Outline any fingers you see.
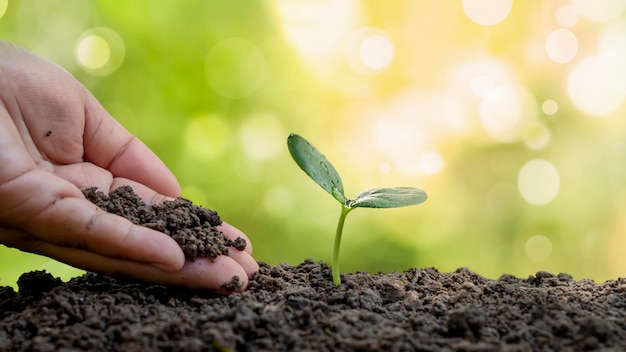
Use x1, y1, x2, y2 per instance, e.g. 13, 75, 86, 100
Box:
36, 196, 187, 272
52, 162, 114, 193
4, 167, 257, 285
152, 255, 257, 291
7, 236, 258, 292
1, 169, 185, 272
225, 245, 260, 275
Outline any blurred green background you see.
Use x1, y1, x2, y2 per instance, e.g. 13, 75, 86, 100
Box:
1, 0, 626, 288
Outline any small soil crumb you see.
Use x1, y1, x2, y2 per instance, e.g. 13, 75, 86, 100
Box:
82, 186, 246, 261
220, 276, 242, 292
232, 237, 247, 251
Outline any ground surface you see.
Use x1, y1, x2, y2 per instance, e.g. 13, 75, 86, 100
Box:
1, 265, 625, 351
0, 188, 625, 351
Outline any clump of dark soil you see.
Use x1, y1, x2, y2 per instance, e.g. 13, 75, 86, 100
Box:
0, 187, 625, 351
1, 265, 625, 351
82, 186, 247, 260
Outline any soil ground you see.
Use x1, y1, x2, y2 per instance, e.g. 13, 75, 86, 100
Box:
1, 188, 625, 351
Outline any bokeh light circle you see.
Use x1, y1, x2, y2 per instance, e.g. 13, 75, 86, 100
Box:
205, 38, 266, 99
75, 28, 125, 76
517, 159, 560, 206
556, 4, 579, 27
346, 27, 395, 76
359, 35, 394, 70
545, 28, 578, 64
525, 235, 553, 262
568, 56, 625, 117
599, 20, 626, 96
541, 100, 558, 115
77, 36, 110, 70
462, 0, 513, 26
523, 123, 551, 150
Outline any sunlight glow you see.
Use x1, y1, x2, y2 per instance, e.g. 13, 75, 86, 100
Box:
462, 0, 513, 26
470, 75, 494, 97
448, 59, 517, 105
417, 151, 444, 175
525, 235, 553, 262
599, 20, 626, 96
373, 116, 427, 158
275, 0, 360, 76
479, 85, 537, 142
546, 28, 578, 64
517, 159, 560, 206
571, 0, 626, 23
357, 91, 460, 177
239, 113, 285, 161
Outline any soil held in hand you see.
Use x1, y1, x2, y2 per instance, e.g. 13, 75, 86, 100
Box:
82, 186, 247, 261
1, 188, 625, 351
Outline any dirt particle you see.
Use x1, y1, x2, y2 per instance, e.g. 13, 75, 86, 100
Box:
220, 276, 241, 292
231, 237, 247, 251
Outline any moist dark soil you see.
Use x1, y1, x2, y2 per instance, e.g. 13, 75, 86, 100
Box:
1, 188, 625, 351
82, 186, 247, 261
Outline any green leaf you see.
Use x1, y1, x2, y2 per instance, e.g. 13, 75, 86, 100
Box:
287, 133, 346, 204
349, 187, 427, 209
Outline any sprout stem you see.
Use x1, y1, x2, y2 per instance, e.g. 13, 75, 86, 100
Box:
333, 205, 351, 285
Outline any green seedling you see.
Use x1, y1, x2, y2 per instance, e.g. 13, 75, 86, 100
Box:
287, 133, 428, 285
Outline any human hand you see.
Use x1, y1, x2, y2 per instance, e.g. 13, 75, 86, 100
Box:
0, 41, 258, 292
